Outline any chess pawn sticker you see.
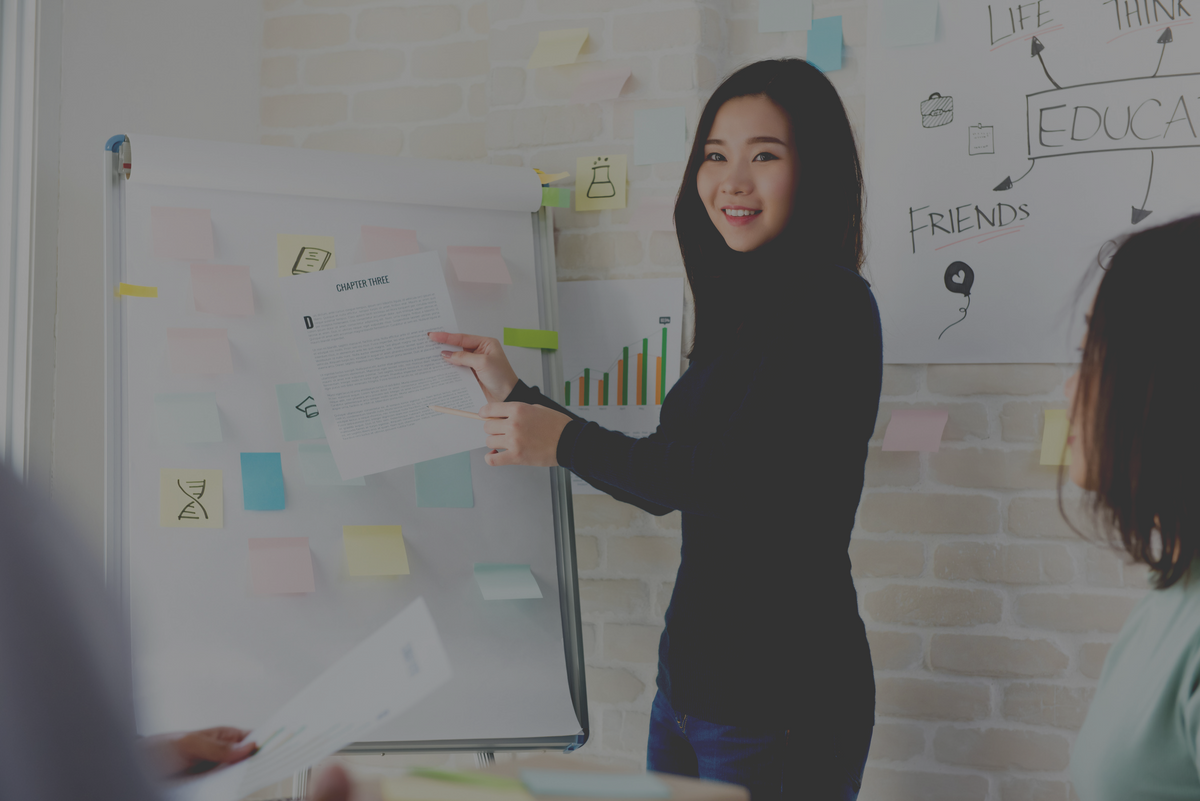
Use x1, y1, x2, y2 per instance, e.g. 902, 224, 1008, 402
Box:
586, 157, 616, 199
938, 261, 974, 340
292, 247, 333, 275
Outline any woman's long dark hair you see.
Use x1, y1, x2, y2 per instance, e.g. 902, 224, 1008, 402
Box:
673, 59, 865, 357
1067, 213, 1200, 589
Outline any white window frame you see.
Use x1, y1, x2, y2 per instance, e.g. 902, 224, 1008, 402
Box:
0, 0, 38, 479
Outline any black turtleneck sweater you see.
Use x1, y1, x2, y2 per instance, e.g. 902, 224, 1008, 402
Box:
507, 260, 882, 730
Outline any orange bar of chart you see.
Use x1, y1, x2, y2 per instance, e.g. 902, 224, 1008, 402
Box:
598, 379, 605, 406
656, 357, 662, 404
636, 354, 643, 405
578, 377, 585, 406
617, 360, 624, 406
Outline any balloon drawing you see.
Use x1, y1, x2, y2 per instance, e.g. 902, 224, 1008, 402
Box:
939, 261, 974, 340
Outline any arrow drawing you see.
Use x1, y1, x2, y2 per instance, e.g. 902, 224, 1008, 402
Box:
994, 161, 1036, 191
1152, 27, 1173, 78
1132, 151, 1154, 225
1031, 36, 1061, 89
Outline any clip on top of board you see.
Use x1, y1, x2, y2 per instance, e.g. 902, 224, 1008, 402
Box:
106, 135, 131, 178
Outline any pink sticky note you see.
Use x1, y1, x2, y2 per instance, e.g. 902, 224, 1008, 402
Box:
358, 226, 420, 263
151, 207, 214, 261
633, 197, 676, 232
249, 537, 315, 595
882, 409, 949, 452
191, 264, 254, 316
446, 246, 512, 284
166, 328, 234, 375
571, 68, 632, 103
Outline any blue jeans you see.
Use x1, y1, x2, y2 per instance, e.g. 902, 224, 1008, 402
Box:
646, 690, 871, 801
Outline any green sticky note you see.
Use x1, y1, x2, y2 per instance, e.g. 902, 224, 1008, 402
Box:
542, 187, 571, 208
415, 451, 474, 508
503, 327, 558, 349
298, 443, 365, 486
276, 382, 326, 441
154, 392, 222, 444
473, 563, 542, 600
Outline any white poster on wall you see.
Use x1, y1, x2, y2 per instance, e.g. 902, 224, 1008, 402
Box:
865, 0, 1200, 363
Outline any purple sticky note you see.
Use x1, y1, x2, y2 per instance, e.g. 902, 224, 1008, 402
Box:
571, 67, 632, 103
446, 246, 512, 284
166, 328, 233, 375
249, 537, 315, 595
358, 226, 420, 263
191, 264, 254, 316
151, 207, 214, 261
632, 197, 676, 232
882, 409, 949, 452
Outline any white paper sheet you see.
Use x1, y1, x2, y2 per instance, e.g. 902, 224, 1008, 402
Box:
167, 598, 450, 801
285, 251, 488, 479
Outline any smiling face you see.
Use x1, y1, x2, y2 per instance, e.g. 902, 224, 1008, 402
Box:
695, 95, 798, 253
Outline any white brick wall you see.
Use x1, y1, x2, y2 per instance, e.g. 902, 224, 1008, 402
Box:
256, 0, 1139, 795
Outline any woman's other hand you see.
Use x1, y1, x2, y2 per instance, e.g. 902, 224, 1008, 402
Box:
481, 402, 572, 467
145, 726, 256, 777
429, 332, 519, 404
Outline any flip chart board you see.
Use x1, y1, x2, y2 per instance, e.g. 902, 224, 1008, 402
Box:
102, 135, 587, 753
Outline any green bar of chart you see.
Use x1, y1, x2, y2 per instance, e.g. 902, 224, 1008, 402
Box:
660, 327, 667, 404
564, 381, 570, 406
641, 338, 648, 406
583, 368, 590, 406
602, 372, 609, 405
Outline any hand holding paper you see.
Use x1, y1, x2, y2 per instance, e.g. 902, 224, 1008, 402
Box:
428, 331, 519, 404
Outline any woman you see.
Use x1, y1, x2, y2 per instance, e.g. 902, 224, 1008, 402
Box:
432, 59, 880, 799
1066, 213, 1200, 799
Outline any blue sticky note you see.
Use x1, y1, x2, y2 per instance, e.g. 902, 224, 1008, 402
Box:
759, 0, 812, 33
474, 563, 542, 600
153, 392, 222, 444
276, 382, 325, 441
297, 443, 365, 486
634, 107, 687, 166
807, 16, 843, 72
882, 0, 938, 47
415, 451, 474, 508
519, 770, 669, 798
241, 452, 286, 511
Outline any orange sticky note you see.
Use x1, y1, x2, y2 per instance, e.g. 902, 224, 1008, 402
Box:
166, 328, 233, 375
446, 246, 512, 284
882, 409, 949, 452
358, 226, 420, 263
151, 207, 214, 261
249, 538, 315, 595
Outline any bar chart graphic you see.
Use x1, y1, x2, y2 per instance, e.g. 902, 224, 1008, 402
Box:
557, 278, 684, 494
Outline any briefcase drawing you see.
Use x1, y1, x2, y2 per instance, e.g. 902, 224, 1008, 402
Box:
920, 93, 954, 128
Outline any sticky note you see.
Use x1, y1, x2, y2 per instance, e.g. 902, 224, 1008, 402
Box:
151, 207, 214, 261
166, 328, 233, 375
526, 28, 588, 69
190, 264, 253, 316
358, 226, 419, 264
503, 327, 558, 349
806, 16, 843, 72
343, 525, 409, 577
473, 563, 542, 600
446, 246, 512, 284
276, 382, 326, 441
1040, 409, 1072, 466
117, 283, 157, 298
542, 187, 571, 208
882, 0, 939, 47
298, 442, 365, 486
415, 451, 474, 508
518, 770, 669, 799
159, 468, 223, 528
575, 155, 627, 212
634, 107, 688, 165
881, 409, 949, 452
632, 197, 677, 232
277, 233, 336, 277
249, 537, 315, 595
384, 774, 533, 801
534, 168, 571, 185
154, 392, 222, 445
571, 67, 632, 103
759, 0, 813, 32
241, 452, 286, 511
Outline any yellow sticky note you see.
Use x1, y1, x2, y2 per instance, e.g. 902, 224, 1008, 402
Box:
159, 468, 223, 528
277, 234, 337, 277
575, 155, 627, 211
526, 28, 588, 69
533, 168, 570, 185
1040, 409, 1072, 466
383, 775, 534, 801
343, 525, 409, 576
117, 282, 158, 298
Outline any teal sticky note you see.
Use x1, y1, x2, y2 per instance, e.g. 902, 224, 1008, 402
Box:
241, 452, 286, 511
153, 392, 222, 444
542, 187, 571, 208
276, 382, 325, 441
518, 770, 669, 799
807, 15, 843, 72
634, 107, 687, 166
759, 0, 812, 33
882, 0, 938, 47
474, 563, 542, 600
415, 451, 474, 508
297, 443, 365, 486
